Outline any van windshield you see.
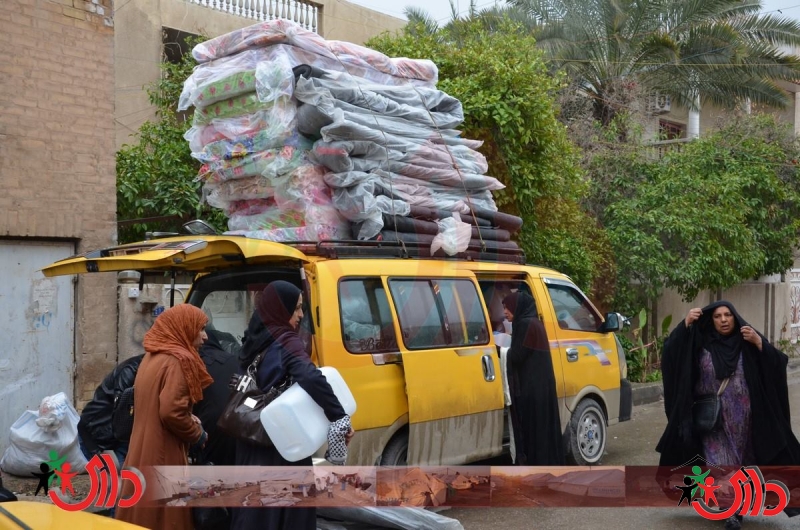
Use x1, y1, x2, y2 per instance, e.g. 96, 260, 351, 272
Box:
186, 266, 306, 354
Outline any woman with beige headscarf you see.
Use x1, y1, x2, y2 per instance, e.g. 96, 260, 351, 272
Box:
116, 304, 213, 530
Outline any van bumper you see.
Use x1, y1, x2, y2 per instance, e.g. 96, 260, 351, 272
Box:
619, 379, 632, 422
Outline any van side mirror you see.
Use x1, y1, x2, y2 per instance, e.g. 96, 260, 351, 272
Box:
600, 312, 625, 332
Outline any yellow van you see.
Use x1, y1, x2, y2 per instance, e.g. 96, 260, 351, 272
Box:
43, 235, 631, 466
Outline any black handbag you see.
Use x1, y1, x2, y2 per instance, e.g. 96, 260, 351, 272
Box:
111, 386, 135, 442
692, 378, 730, 435
216, 352, 292, 448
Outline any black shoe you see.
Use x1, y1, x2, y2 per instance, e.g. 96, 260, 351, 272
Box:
724, 515, 742, 530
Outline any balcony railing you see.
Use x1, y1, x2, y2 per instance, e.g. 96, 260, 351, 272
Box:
643, 138, 692, 160
186, 0, 320, 32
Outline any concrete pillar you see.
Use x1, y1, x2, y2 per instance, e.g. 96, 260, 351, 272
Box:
795, 92, 800, 137
687, 100, 701, 139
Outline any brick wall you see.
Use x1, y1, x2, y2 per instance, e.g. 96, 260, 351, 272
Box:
0, 0, 117, 409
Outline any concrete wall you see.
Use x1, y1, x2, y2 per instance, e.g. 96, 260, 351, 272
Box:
115, 0, 406, 148
0, 0, 118, 409
652, 88, 800, 141
117, 281, 192, 361
656, 277, 791, 346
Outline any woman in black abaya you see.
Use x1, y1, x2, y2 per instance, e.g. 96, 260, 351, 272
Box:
503, 292, 565, 466
656, 301, 800, 529
230, 280, 352, 530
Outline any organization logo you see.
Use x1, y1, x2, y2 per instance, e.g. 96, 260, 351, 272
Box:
39, 452, 145, 512
672, 456, 789, 520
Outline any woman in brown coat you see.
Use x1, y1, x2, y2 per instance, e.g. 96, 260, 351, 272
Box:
116, 304, 213, 529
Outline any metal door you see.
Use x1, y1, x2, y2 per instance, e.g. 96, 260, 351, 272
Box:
0, 241, 74, 454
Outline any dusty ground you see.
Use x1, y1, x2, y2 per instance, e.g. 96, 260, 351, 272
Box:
2, 470, 94, 503
445, 482, 491, 507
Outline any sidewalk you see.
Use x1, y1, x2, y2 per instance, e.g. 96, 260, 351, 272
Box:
631, 357, 800, 406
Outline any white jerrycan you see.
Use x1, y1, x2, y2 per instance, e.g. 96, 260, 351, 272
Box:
260, 366, 357, 462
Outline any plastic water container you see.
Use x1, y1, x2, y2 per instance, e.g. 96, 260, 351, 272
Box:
259, 366, 357, 462
493, 332, 512, 348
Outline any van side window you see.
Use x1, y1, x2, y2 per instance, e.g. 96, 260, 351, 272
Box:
438, 279, 489, 346
546, 283, 601, 332
479, 281, 532, 332
339, 279, 398, 354
389, 279, 488, 349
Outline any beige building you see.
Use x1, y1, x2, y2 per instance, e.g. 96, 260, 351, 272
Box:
0, 0, 404, 453
116, 0, 405, 148
641, 89, 800, 347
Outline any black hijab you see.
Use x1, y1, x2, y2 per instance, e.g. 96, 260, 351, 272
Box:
239, 280, 301, 368
694, 300, 746, 380
503, 292, 548, 352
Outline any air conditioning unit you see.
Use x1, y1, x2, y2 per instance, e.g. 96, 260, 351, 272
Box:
647, 92, 671, 115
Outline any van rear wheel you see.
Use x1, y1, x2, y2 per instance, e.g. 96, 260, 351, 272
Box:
379, 432, 409, 466
566, 398, 606, 465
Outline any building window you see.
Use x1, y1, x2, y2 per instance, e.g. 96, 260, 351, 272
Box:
659, 120, 686, 140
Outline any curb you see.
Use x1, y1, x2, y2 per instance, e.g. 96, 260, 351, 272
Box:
631, 382, 663, 407
629, 357, 800, 408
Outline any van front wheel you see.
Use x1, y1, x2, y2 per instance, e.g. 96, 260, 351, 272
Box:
379, 432, 409, 466
566, 398, 606, 465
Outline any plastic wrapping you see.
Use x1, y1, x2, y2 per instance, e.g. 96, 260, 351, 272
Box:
193, 69, 257, 109
294, 74, 464, 129
181, 44, 436, 112
430, 213, 472, 256
294, 77, 479, 149
316, 507, 464, 530
0, 395, 88, 476
36, 392, 70, 432
225, 197, 277, 216
227, 196, 343, 231
270, 164, 330, 209
191, 19, 438, 85
183, 106, 296, 153
324, 170, 498, 216
198, 145, 308, 183
311, 140, 488, 176
204, 176, 275, 209
192, 122, 300, 163
328, 179, 411, 240
227, 223, 352, 242
193, 93, 290, 127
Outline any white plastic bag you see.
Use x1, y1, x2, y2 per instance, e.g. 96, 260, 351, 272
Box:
430, 213, 472, 256
0, 394, 88, 476
317, 507, 465, 530
36, 392, 69, 432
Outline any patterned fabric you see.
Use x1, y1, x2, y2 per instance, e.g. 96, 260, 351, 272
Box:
695, 349, 754, 465
193, 93, 282, 127
190, 19, 438, 84
325, 415, 351, 465
195, 70, 257, 108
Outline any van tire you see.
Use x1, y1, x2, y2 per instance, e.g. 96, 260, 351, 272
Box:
566, 398, 606, 466
380, 432, 409, 466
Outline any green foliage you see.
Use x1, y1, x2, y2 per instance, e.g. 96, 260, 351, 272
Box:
367, 18, 605, 291
510, 0, 800, 128
116, 36, 225, 243
591, 113, 800, 308
622, 311, 672, 383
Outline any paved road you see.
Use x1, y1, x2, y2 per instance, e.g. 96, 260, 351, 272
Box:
445, 368, 800, 529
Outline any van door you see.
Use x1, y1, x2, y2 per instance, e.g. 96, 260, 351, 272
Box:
387, 276, 504, 465
539, 276, 620, 408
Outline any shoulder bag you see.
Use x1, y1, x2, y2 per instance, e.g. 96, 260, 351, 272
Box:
216, 351, 292, 448
691, 378, 730, 436
111, 386, 135, 442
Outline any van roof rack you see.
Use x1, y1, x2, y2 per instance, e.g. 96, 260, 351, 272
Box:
277, 239, 526, 264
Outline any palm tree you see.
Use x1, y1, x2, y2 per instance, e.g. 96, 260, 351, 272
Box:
509, 0, 800, 133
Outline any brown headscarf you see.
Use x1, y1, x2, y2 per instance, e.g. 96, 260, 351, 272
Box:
143, 304, 213, 403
